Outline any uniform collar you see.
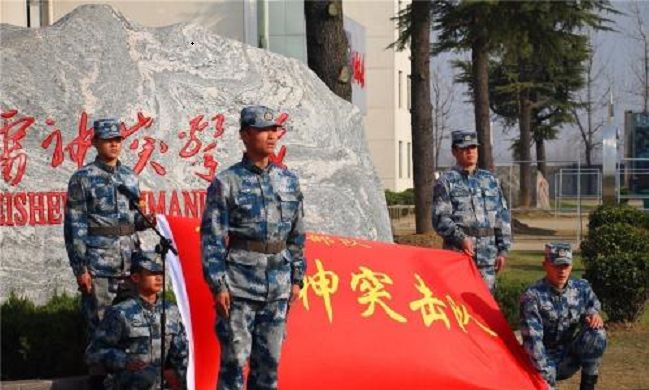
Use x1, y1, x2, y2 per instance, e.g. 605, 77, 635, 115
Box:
137, 294, 161, 310
94, 157, 121, 174
241, 154, 274, 175
452, 164, 477, 176
543, 277, 573, 295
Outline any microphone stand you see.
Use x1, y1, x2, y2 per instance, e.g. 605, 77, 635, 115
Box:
126, 196, 177, 390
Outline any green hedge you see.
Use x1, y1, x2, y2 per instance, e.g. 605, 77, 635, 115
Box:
385, 188, 415, 206
583, 252, 649, 322
587, 203, 649, 232
1, 292, 87, 380
581, 223, 649, 264
495, 279, 528, 329
581, 205, 649, 323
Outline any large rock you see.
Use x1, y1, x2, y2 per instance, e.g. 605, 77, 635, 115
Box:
0, 5, 391, 304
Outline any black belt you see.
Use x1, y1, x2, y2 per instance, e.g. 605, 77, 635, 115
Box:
461, 226, 495, 237
229, 238, 286, 254
88, 224, 136, 236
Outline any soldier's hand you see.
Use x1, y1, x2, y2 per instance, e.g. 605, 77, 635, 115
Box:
289, 284, 301, 304
461, 237, 475, 257
495, 256, 506, 273
77, 272, 93, 295
215, 291, 231, 319
145, 213, 157, 227
126, 359, 147, 371
585, 313, 604, 329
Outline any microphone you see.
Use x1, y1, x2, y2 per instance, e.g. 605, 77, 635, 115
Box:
117, 183, 140, 204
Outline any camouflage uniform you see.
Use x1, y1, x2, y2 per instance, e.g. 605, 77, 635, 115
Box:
86, 251, 188, 390
519, 244, 606, 390
64, 118, 150, 340
201, 106, 306, 390
432, 131, 511, 292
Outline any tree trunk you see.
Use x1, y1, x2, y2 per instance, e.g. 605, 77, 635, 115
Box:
535, 136, 547, 179
472, 30, 494, 171
410, 0, 434, 234
304, 1, 352, 101
518, 91, 533, 208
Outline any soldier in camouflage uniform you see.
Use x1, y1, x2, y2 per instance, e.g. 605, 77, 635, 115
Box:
201, 105, 306, 390
520, 243, 606, 390
432, 130, 511, 293
64, 118, 154, 387
86, 251, 188, 390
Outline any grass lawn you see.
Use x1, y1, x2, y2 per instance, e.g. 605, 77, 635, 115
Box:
503, 251, 649, 390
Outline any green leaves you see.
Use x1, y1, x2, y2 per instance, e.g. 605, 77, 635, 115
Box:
581, 205, 649, 323
1, 292, 86, 380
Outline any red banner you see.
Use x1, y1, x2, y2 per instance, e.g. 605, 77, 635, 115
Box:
160, 216, 545, 390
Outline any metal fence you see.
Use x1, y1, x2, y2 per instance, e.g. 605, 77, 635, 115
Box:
496, 160, 601, 243
618, 157, 649, 211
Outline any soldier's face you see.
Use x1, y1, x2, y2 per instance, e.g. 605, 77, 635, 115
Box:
543, 260, 572, 288
132, 269, 163, 295
452, 145, 478, 168
241, 126, 281, 157
93, 137, 123, 162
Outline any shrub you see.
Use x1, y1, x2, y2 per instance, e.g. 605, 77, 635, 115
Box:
581, 204, 649, 323
583, 252, 649, 322
385, 188, 415, 206
581, 223, 649, 267
495, 279, 528, 329
587, 203, 649, 232
1, 292, 87, 380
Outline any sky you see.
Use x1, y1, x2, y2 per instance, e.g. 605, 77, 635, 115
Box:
434, 0, 649, 167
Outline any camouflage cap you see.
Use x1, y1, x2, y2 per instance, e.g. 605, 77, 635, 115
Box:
451, 130, 479, 149
545, 243, 573, 266
93, 118, 122, 140
240, 105, 280, 129
131, 251, 163, 273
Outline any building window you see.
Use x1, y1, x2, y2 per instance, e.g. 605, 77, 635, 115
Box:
399, 141, 403, 178
407, 142, 412, 178
407, 75, 412, 111
398, 71, 403, 109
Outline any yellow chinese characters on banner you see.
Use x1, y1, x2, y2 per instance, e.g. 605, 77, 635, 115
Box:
298, 261, 496, 337
307, 234, 372, 249
351, 266, 408, 323
446, 296, 496, 337
409, 274, 450, 329
300, 259, 339, 323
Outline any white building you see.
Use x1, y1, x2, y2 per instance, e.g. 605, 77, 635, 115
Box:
1, 0, 413, 191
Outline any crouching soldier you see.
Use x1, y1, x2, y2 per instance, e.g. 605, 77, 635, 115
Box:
86, 251, 188, 389
520, 243, 606, 390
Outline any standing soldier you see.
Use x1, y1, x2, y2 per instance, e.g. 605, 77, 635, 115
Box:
201, 105, 306, 390
519, 243, 606, 390
86, 251, 188, 390
432, 130, 511, 293
64, 118, 154, 388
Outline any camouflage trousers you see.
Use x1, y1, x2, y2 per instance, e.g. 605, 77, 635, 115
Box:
553, 327, 607, 384
81, 276, 134, 375
445, 236, 498, 293
215, 298, 288, 390
477, 266, 496, 294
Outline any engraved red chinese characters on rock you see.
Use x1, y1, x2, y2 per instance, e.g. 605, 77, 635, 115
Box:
269, 112, 289, 168
1, 109, 35, 186
178, 113, 225, 182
